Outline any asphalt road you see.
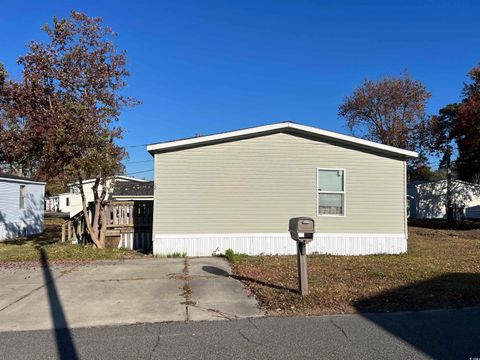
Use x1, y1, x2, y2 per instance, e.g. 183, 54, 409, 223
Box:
1, 307, 479, 360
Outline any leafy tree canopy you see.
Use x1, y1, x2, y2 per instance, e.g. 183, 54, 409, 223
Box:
0, 12, 140, 248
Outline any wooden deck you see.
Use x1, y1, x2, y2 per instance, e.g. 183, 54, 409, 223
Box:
106, 201, 153, 252
62, 200, 153, 253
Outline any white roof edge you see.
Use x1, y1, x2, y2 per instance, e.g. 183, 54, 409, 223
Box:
0, 177, 46, 185
115, 175, 149, 182
111, 195, 154, 198
147, 122, 418, 158
69, 175, 148, 186
410, 179, 480, 188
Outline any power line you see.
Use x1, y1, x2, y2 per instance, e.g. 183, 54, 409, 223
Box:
122, 160, 152, 164
124, 143, 149, 148
125, 169, 154, 175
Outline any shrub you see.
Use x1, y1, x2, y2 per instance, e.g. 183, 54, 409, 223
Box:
155, 252, 187, 258
224, 248, 248, 262
167, 252, 187, 258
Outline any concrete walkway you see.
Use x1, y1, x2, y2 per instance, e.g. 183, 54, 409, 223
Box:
188, 257, 262, 320
0, 257, 262, 332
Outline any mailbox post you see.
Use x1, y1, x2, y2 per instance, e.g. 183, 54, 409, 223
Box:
289, 217, 315, 296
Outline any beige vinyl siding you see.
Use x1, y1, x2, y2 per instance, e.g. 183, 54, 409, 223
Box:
153, 132, 406, 235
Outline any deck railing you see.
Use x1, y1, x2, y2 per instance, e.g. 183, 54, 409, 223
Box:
61, 200, 153, 252
61, 210, 87, 243
104, 200, 153, 252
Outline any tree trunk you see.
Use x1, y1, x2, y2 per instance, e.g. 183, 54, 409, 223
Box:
99, 206, 107, 248
78, 175, 104, 248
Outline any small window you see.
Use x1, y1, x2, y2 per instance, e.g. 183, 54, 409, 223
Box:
66, 197, 70, 206
19, 185, 26, 209
317, 169, 345, 216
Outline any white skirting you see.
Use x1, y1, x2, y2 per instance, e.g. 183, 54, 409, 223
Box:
153, 233, 407, 256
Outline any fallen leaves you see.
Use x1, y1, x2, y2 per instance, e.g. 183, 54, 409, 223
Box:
231, 222, 480, 316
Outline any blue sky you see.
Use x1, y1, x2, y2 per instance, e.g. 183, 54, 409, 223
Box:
1, 1, 479, 179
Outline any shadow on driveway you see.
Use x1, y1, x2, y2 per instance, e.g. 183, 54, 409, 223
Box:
39, 248, 78, 360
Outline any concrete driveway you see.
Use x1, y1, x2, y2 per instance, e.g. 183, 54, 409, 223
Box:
0, 257, 262, 332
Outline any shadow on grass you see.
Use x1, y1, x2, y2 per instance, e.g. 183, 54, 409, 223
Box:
354, 273, 480, 359
202, 265, 298, 294
3, 221, 62, 247
39, 248, 78, 360
409, 218, 480, 230
231, 274, 298, 294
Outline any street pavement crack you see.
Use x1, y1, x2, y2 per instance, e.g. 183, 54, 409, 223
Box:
238, 328, 263, 346
247, 317, 259, 330
150, 329, 161, 359
330, 318, 350, 341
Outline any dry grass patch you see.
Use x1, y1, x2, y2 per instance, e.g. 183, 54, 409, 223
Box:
0, 218, 142, 265
231, 221, 480, 315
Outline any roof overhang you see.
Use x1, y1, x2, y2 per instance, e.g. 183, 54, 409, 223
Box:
111, 195, 154, 200
69, 175, 148, 187
0, 176, 46, 185
147, 122, 418, 159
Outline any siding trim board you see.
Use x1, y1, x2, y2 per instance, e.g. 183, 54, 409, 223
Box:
153, 233, 407, 256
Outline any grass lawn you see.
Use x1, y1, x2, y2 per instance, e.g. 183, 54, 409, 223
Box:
230, 220, 480, 315
0, 218, 142, 265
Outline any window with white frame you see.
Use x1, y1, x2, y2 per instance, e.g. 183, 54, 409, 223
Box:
317, 169, 345, 216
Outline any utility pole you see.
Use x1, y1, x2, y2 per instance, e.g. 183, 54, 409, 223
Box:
446, 146, 453, 223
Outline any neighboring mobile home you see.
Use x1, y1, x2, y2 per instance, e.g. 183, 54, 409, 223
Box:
45, 192, 71, 213
408, 180, 480, 219
68, 175, 148, 217
147, 122, 417, 256
0, 174, 45, 241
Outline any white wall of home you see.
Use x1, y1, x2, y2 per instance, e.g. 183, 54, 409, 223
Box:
45, 196, 59, 212
408, 180, 480, 219
57, 193, 71, 213
69, 179, 115, 217
45, 193, 71, 213
68, 176, 148, 217
0, 180, 45, 241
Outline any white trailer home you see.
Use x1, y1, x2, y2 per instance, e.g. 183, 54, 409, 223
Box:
147, 122, 417, 256
0, 174, 45, 241
408, 180, 480, 219
45, 192, 71, 213
68, 175, 148, 217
